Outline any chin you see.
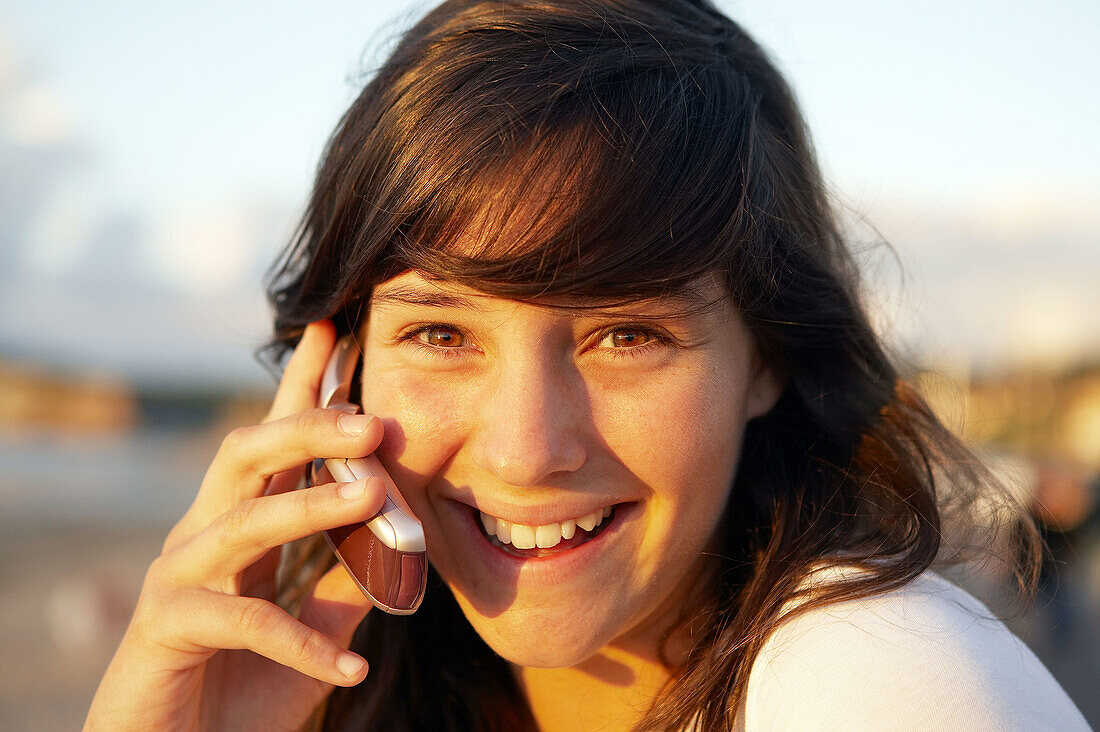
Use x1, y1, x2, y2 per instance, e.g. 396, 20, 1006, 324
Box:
449, 586, 630, 669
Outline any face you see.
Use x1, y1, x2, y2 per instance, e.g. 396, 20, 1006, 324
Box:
357, 270, 780, 668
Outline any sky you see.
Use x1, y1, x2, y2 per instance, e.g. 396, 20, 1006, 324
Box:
1, 0, 1098, 387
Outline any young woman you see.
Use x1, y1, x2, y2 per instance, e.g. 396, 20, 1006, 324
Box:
85, 1, 1088, 730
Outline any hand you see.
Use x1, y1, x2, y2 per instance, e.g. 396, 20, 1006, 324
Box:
85, 320, 386, 732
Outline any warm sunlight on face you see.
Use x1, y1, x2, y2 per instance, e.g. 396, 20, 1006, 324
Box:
357, 270, 780, 668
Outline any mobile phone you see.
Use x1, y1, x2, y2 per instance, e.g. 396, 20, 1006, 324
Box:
308, 335, 427, 615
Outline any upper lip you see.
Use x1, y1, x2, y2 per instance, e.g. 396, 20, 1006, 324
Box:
450, 496, 626, 526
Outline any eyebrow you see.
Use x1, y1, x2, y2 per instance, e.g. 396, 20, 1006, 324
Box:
370, 285, 489, 311
369, 282, 723, 316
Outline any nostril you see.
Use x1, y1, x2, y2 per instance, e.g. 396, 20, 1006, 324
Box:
480, 448, 588, 488
472, 394, 587, 486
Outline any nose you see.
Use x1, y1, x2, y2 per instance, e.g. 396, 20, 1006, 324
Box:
470, 354, 587, 487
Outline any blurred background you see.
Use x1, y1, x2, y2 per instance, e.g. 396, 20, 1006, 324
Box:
1, 1, 1097, 728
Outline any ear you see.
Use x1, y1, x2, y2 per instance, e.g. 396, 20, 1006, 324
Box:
744, 351, 786, 420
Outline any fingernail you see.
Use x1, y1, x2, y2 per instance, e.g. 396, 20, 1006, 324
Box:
338, 478, 370, 500
338, 413, 375, 435
337, 652, 366, 679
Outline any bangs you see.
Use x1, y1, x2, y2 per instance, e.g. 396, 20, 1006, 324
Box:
358, 21, 761, 307
271, 0, 799, 338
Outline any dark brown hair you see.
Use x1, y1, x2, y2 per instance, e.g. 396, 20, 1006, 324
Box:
266, 1, 1039, 729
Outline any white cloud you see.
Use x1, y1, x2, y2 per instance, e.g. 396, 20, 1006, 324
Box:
150, 209, 257, 295
147, 201, 295, 296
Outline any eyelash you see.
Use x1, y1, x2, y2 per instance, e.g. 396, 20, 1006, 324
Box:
596, 326, 671, 359
396, 323, 672, 360
397, 324, 471, 361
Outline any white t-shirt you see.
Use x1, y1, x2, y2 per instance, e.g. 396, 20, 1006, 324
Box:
734, 570, 1089, 731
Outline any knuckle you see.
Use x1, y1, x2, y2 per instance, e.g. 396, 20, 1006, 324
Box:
287, 409, 343, 460
233, 598, 277, 638
287, 625, 327, 667
132, 562, 181, 636
298, 483, 330, 522
161, 512, 200, 554
144, 554, 169, 582
146, 549, 196, 595
128, 598, 160, 644
220, 499, 258, 535
218, 425, 253, 459
144, 555, 181, 592
292, 408, 327, 437
161, 524, 184, 555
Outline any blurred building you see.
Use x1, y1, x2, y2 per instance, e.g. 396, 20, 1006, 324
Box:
0, 358, 138, 435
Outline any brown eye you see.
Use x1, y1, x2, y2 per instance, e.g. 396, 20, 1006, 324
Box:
421, 327, 464, 347
609, 329, 651, 347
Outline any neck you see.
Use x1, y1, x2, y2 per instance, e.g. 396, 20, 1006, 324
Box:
512, 547, 722, 730
514, 645, 674, 732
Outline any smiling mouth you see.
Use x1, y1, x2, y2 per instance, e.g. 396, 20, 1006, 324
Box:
474, 506, 620, 558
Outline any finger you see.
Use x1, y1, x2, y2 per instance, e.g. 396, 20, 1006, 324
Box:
158, 589, 368, 687
265, 319, 337, 424
298, 558, 376, 649
164, 321, 342, 552
166, 462, 304, 556
174, 476, 387, 583
195, 407, 384, 517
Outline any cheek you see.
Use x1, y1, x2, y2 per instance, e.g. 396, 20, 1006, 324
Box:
359, 360, 473, 471
594, 362, 748, 508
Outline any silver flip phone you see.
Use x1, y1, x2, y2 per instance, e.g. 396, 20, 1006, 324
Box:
310, 336, 427, 614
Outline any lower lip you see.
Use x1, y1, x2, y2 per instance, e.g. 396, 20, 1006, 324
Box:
453, 501, 636, 587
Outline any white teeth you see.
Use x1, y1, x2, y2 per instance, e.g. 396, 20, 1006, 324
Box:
536, 524, 563, 549
510, 524, 536, 549
479, 507, 614, 548
576, 511, 600, 532
480, 511, 496, 536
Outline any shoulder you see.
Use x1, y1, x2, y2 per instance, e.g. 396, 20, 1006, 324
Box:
739, 570, 1089, 731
